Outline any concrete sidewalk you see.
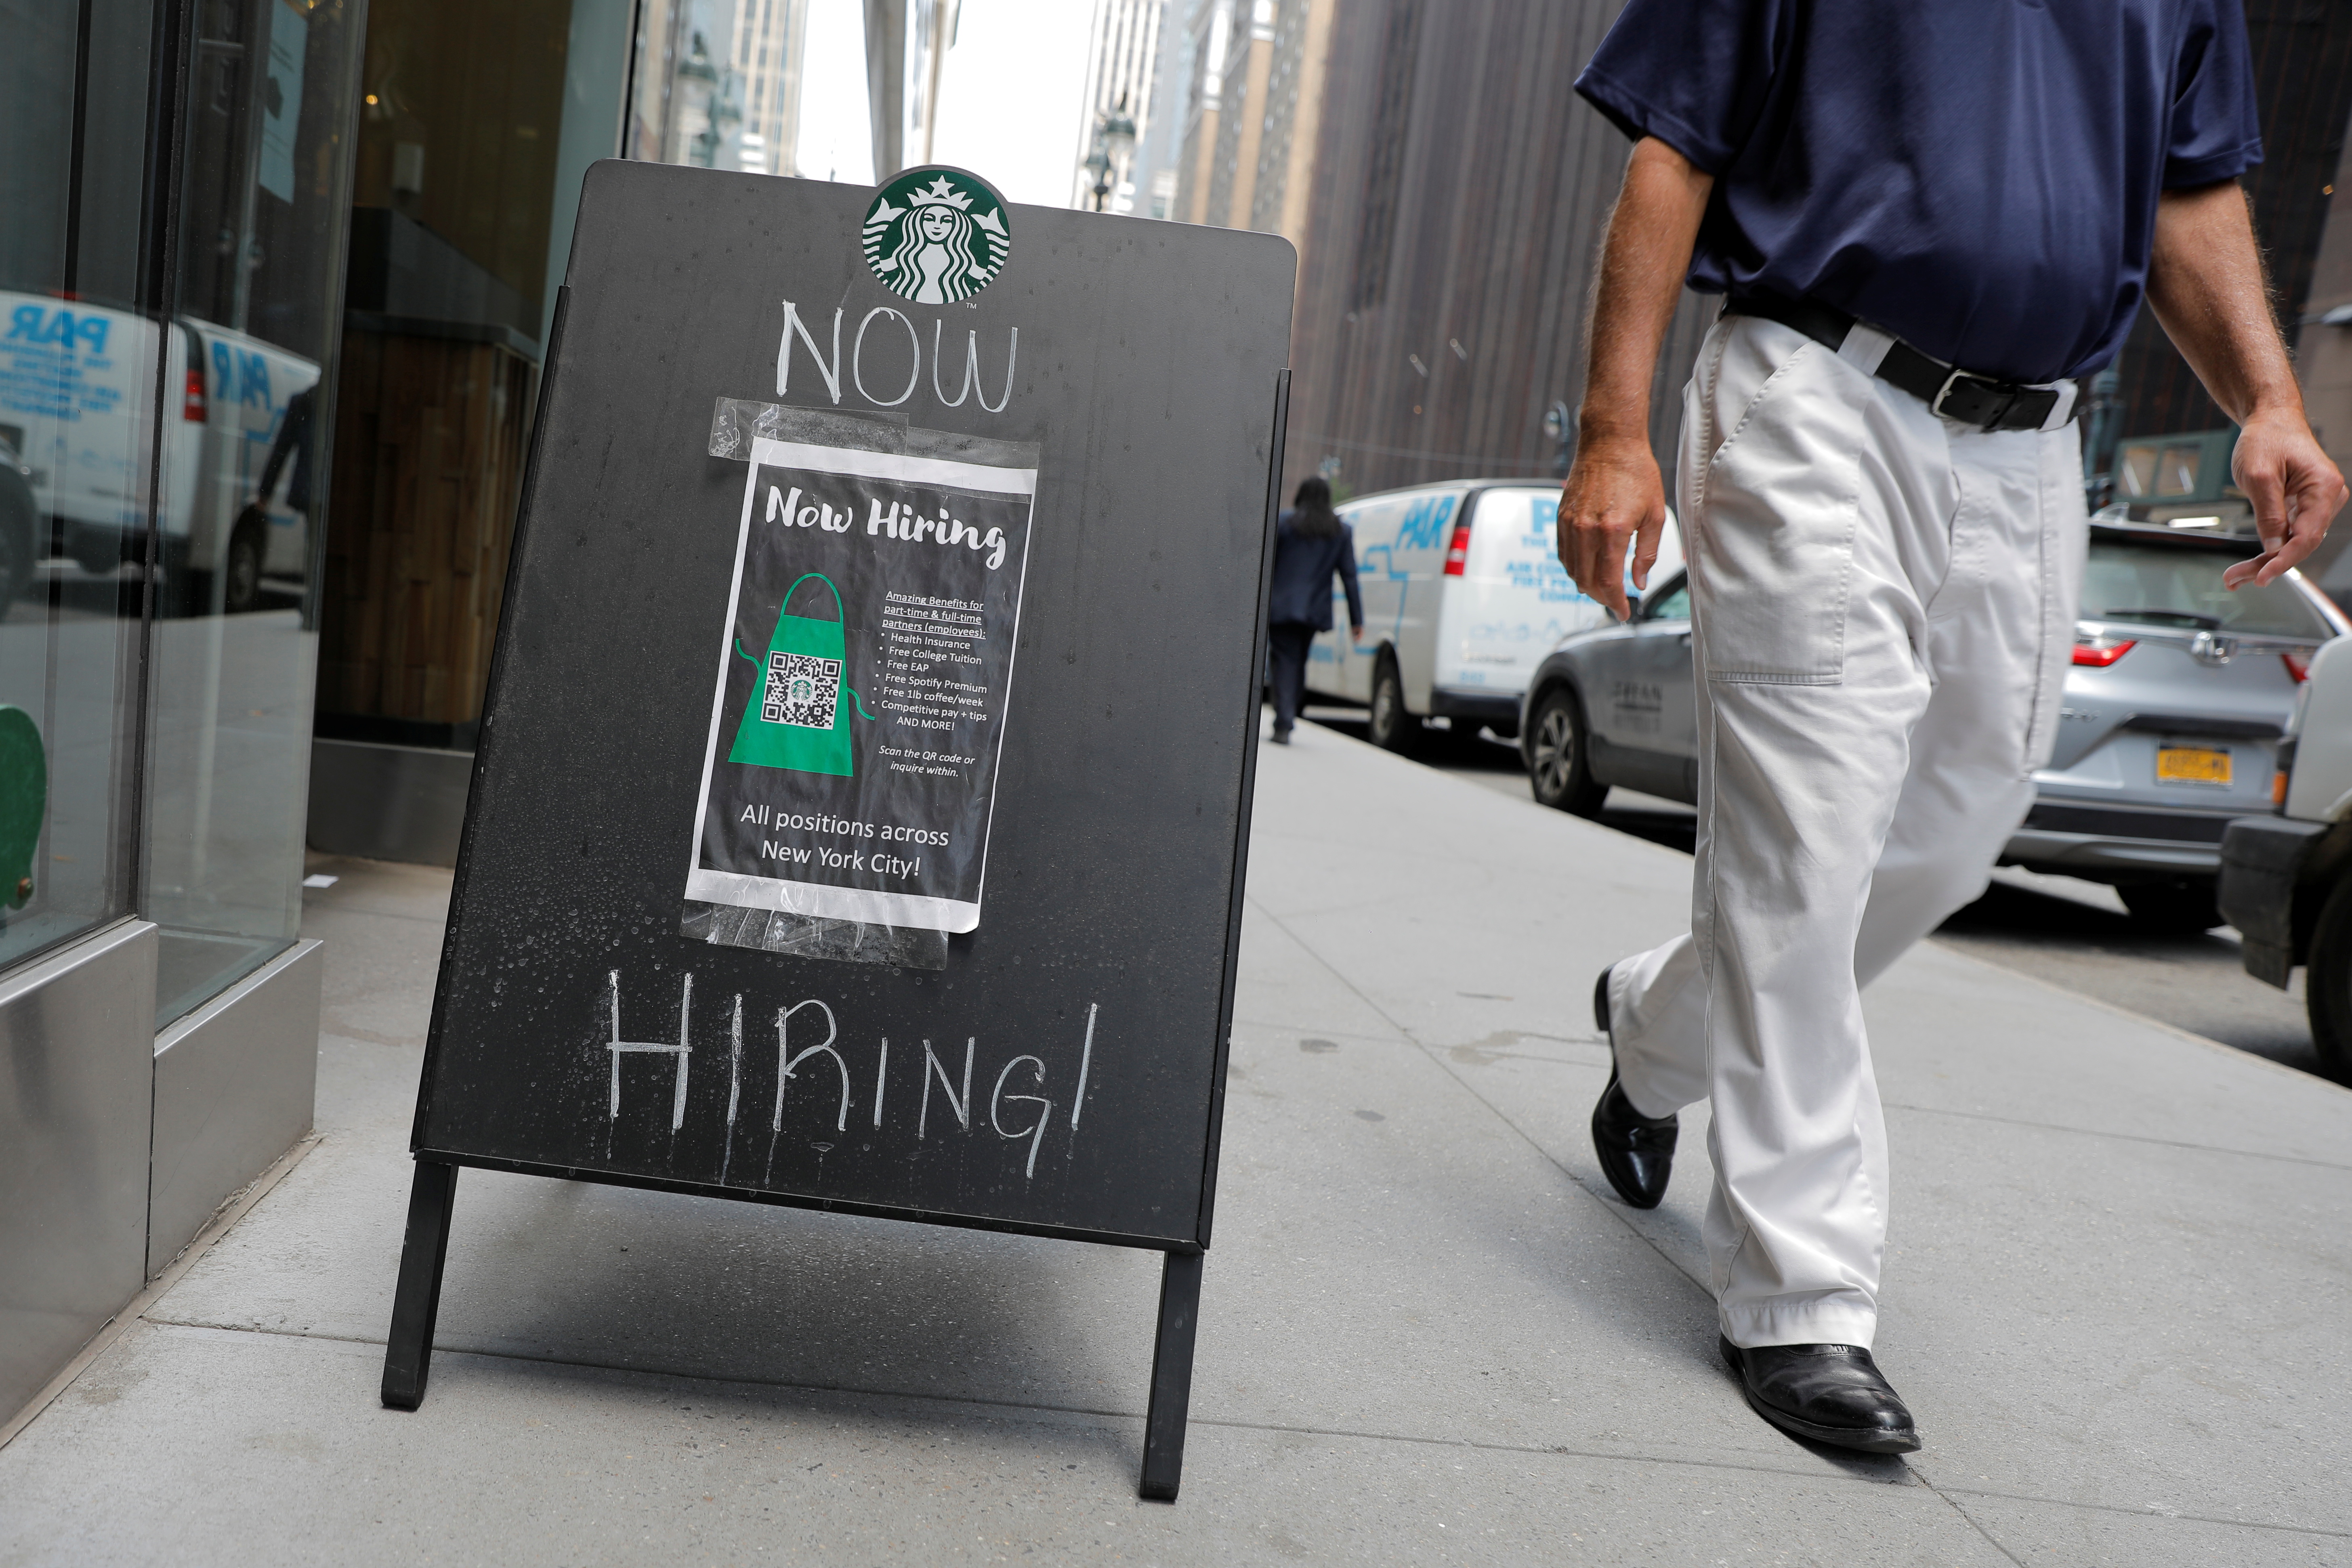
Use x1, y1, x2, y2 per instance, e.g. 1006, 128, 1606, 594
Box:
4, 720, 2349, 1565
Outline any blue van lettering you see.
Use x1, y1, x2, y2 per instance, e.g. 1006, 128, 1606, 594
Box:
2, 306, 110, 356
1394, 495, 1457, 551
238, 350, 271, 408
212, 340, 232, 398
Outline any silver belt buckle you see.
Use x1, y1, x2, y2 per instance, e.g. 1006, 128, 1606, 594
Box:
1932, 366, 2020, 429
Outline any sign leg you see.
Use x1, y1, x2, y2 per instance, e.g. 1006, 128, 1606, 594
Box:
380, 1159, 459, 1410
1138, 1247, 1204, 1501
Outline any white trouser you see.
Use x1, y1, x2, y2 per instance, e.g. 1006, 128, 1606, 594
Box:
1608, 315, 2087, 1350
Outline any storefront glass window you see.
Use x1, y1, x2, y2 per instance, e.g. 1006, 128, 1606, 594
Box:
312, 0, 630, 781
143, 0, 364, 1025
0, 0, 163, 973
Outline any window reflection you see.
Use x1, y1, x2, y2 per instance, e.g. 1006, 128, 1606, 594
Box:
0, 0, 157, 970
144, 0, 363, 1026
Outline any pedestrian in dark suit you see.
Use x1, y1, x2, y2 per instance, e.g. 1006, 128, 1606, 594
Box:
1265, 477, 1363, 745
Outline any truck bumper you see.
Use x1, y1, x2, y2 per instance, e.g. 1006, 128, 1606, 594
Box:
1430, 688, 1522, 739
2218, 817, 2329, 989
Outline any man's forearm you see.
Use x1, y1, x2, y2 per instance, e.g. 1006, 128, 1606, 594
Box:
2143, 180, 2348, 587
1556, 137, 1712, 616
1580, 139, 1715, 448
2145, 183, 2300, 423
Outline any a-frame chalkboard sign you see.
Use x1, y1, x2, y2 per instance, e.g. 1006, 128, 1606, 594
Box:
377, 159, 1294, 1502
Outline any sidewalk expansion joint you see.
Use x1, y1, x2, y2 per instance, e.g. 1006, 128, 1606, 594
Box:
133, 1321, 1951, 1498
1931, 1482, 2352, 1541
1882, 1098, 2352, 1172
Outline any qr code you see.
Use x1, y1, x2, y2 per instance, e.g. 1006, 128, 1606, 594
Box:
762, 652, 841, 728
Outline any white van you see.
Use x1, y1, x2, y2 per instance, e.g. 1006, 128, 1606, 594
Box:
0, 290, 319, 612
1304, 479, 1682, 748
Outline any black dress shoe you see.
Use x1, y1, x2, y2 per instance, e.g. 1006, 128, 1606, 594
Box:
1720, 1338, 1923, 1453
1589, 965, 1676, 1209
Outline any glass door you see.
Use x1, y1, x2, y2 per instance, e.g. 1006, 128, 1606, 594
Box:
143, 0, 365, 1025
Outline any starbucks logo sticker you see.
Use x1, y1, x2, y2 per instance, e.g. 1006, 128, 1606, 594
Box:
861, 168, 1011, 305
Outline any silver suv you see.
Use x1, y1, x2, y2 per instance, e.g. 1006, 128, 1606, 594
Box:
1520, 518, 2346, 930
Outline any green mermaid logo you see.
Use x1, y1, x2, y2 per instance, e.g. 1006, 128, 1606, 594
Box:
861, 168, 1012, 304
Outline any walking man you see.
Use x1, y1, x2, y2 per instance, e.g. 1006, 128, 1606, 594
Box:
1562, 0, 2348, 1453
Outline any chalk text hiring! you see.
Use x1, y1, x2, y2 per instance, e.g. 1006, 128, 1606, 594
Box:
605, 973, 1100, 1183
764, 482, 1008, 570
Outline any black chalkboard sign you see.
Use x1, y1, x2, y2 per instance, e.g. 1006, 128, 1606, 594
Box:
377, 159, 1295, 1503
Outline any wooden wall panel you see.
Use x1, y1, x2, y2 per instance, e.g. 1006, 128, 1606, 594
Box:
318, 330, 534, 737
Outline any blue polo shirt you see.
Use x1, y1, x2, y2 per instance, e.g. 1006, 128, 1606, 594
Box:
1575, 0, 2263, 383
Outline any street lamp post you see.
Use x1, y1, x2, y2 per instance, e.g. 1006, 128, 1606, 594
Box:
1085, 143, 1112, 211
1089, 98, 1137, 213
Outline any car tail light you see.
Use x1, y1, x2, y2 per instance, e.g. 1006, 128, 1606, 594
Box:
2273, 735, 2299, 811
182, 365, 206, 422
2283, 651, 2312, 683
1442, 516, 1472, 576
2071, 630, 2136, 667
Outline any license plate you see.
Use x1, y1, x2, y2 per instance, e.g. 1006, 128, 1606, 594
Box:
2156, 745, 2232, 786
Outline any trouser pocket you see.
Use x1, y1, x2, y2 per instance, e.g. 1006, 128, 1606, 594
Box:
1686, 320, 1872, 686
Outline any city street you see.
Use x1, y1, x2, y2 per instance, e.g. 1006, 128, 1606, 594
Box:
1327, 710, 2338, 1086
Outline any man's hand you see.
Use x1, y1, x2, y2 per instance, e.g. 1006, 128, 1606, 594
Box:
2227, 409, 2348, 588
1350, 623, 1363, 643
1555, 137, 1711, 619
1560, 435, 1666, 620
2146, 181, 2349, 588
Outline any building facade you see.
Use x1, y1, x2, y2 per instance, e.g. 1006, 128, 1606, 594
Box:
1, 0, 370, 1423
1071, 0, 1165, 212
0, 0, 800, 1430
731, 0, 812, 177
1279, 0, 1710, 502
1159, 0, 1334, 244
861, 0, 961, 181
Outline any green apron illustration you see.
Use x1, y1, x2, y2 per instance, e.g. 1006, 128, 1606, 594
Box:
728, 572, 874, 777
0, 704, 46, 911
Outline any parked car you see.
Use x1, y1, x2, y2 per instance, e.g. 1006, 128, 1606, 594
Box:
1304, 479, 1680, 749
0, 289, 317, 613
1520, 516, 2345, 930
2218, 634, 2352, 1077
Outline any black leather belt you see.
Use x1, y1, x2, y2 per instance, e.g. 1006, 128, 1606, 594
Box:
1724, 291, 2071, 433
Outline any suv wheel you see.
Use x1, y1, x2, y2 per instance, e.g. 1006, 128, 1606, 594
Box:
1526, 686, 1606, 818
1367, 654, 1420, 754
2117, 877, 2221, 934
2305, 879, 2352, 1081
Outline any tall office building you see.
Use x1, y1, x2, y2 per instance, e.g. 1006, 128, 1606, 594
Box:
1071, 0, 1165, 212
1126, 0, 1194, 220
729, 0, 811, 176
862, 0, 960, 180
1281, 0, 1709, 502
1168, 0, 1333, 249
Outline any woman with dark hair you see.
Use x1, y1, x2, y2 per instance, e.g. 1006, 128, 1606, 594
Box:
1264, 476, 1363, 745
